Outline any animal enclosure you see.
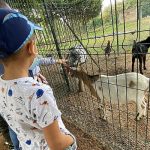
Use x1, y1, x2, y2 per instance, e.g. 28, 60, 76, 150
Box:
6, 0, 150, 149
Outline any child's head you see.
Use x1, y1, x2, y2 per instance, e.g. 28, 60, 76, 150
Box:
0, 8, 42, 67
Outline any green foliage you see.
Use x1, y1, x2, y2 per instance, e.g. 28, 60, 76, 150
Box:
102, 0, 150, 25
102, 4, 120, 25
124, 0, 136, 9
119, 0, 150, 17
7, 0, 103, 24
142, 2, 150, 17
49, 0, 102, 22
87, 16, 102, 29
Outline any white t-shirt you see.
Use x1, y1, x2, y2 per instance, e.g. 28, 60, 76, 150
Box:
0, 76, 70, 150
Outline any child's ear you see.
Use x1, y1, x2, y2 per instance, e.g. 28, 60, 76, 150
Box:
26, 40, 38, 55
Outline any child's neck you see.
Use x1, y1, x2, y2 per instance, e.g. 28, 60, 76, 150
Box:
3, 64, 29, 80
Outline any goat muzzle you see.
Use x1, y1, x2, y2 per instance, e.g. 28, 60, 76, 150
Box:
64, 65, 78, 77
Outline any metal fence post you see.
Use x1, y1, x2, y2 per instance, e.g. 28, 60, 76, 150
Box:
42, 0, 70, 91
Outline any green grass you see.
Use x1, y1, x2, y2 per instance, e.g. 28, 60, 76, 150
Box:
38, 17, 150, 54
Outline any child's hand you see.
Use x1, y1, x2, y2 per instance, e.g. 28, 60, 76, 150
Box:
37, 73, 48, 84
56, 59, 67, 65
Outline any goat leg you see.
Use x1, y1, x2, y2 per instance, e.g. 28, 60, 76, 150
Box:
143, 55, 146, 70
98, 100, 107, 120
78, 79, 84, 92
139, 56, 143, 74
136, 98, 147, 120
132, 56, 135, 72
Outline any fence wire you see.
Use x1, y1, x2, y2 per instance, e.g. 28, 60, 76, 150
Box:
6, 0, 150, 149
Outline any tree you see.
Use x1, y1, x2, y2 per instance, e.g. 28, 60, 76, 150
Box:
6, 0, 102, 22
121, 0, 150, 17
142, 1, 150, 17
102, 0, 150, 25
45, 0, 102, 23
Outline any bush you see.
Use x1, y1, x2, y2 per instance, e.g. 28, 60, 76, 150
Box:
87, 16, 102, 29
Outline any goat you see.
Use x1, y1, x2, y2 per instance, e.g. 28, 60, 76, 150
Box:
66, 45, 87, 67
69, 67, 149, 120
65, 45, 87, 92
132, 36, 150, 74
104, 40, 111, 57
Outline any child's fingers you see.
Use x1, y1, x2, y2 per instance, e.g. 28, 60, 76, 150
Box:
61, 59, 68, 64
37, 76, 42, 83
37, 73, 48, 84
57, 59, 68, 64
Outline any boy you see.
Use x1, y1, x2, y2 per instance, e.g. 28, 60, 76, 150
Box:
0, 1, 16, 149
0, 8, 76, 149
0, 2, 67, 149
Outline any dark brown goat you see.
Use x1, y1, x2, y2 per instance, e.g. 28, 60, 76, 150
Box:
104, 40, 111, 57
132, 36, 150, 74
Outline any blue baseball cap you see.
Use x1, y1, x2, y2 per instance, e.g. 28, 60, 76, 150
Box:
0, 8, 42, 58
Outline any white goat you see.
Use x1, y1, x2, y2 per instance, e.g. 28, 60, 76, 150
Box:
70, 67, 149, 120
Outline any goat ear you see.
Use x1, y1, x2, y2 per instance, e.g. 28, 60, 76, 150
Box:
147, 36, 150, 41
133, 40, 136, 45
69, 66, 81, 72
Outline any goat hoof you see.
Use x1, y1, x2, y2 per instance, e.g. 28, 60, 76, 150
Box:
135, 113, 144, 121
143, 112, 146, 117
135, 116, 141, 121
144, 67, 146, 70
102, 114, 107, 120
99, 116, 107, 121
135, 113, 141, 121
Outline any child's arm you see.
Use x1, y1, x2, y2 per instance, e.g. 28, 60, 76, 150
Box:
55, 59, 67, 64
43, 120, 73, 150
32, 86, 74, 149
39, 57, 67, 65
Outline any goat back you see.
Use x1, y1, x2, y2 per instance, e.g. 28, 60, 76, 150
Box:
132, 42, 148, 57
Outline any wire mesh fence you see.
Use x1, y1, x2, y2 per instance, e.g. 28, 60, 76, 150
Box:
6, 0, 150, 149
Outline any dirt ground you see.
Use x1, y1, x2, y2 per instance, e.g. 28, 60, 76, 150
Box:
1, 53, 150, 150
0, 136, 7, 150
0, 119, 105, 150
43, 53, 150, 150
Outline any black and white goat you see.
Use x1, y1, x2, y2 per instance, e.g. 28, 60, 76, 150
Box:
69, 67, 148, 120
132, 36, 150, 74
64, 45, 87, 91
66, 45, 87, 67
